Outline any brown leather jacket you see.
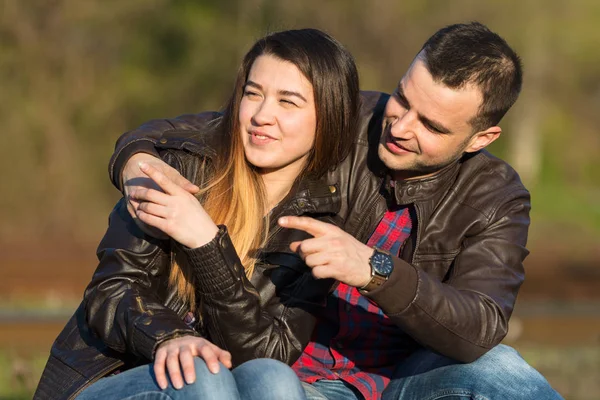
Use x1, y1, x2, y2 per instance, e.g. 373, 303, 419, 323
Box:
35, 91, 530, 399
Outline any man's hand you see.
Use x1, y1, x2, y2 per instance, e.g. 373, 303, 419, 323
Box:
278, 216, 374, 288
154, 335, 232, 390
123, 153, 199, 238
132, 163, 218, 249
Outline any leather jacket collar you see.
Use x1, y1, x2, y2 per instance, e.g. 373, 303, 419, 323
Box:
387, 158, 461, 205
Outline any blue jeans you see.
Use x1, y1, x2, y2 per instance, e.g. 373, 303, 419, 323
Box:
77, 357, 307, 400
303, 345, 563, 400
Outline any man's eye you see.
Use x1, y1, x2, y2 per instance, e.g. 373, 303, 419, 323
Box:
395, 93, 409, 109
425, 123, 442, 134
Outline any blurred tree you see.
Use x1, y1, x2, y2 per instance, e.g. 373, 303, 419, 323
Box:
0, 0, 598, 253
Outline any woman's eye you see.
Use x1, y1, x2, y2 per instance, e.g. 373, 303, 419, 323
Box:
244, 90, 259, 97
280, 99, 296, 106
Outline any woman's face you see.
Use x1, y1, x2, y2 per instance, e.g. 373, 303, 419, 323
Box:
239, 55, 317, 180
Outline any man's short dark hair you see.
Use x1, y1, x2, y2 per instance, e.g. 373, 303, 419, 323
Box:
420, 22, 523, 132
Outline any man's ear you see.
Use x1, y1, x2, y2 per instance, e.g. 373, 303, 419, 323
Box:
465, 126, 502, 153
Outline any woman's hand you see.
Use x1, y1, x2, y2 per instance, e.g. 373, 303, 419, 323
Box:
131, 162, 219, 248
154, 335, 232, 390
123, 153, 199, 239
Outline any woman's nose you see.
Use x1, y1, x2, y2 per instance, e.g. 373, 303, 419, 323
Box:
252, 101, 276, 125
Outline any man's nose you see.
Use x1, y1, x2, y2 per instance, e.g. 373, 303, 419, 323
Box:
389, 111, 415, 139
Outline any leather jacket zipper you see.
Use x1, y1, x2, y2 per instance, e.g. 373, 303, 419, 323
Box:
353, 182, 386, 243
412, 202, 422, 264
136, 296, 145, 311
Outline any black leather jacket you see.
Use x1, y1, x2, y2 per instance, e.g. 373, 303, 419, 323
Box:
34, 117, 345, 400
35, 92, 530, 399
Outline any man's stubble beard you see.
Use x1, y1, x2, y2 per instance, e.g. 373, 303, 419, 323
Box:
377, 142, 465, 181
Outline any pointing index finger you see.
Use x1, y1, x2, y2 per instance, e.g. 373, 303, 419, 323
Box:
139, 162, 182, 196
278, 216, 334, 238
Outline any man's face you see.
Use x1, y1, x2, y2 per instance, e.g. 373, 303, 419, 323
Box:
379, 55, 493, 181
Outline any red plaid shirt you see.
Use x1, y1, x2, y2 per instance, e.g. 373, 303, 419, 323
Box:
293, 205, 413, 400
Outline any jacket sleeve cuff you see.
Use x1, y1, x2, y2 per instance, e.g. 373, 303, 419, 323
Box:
362, 257, 419, 314
132, 318, 199, 361
176, 226, 243, 295
109, 139, 161, 192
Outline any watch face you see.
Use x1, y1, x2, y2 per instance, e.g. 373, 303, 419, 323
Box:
371, 251, 394, 276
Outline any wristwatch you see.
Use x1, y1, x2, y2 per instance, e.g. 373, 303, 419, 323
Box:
360, 247, 394, 292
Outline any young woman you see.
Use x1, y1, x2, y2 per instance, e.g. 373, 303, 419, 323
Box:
34, 28, 360, 399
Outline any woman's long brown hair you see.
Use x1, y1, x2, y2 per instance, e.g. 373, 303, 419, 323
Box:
169, 29, 360, 312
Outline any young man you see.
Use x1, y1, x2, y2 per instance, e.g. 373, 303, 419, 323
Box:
109, 22, 561, 399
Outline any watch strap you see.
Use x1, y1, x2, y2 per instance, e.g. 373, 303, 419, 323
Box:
360, 273, 388, 292
360, 247, 393, 292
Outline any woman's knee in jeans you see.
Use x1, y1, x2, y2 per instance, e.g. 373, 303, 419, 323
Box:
180, 357, 239, 398
233, 358, 306, 400
79, 360, 238, 400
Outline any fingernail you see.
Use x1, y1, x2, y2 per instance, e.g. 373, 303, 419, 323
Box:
278, 217, 287, 225
139, 161, 148, 171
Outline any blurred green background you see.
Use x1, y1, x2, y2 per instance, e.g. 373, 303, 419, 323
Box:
1, 0, 599, 399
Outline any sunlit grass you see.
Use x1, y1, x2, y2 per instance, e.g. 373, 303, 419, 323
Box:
0, 351, 47, 400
